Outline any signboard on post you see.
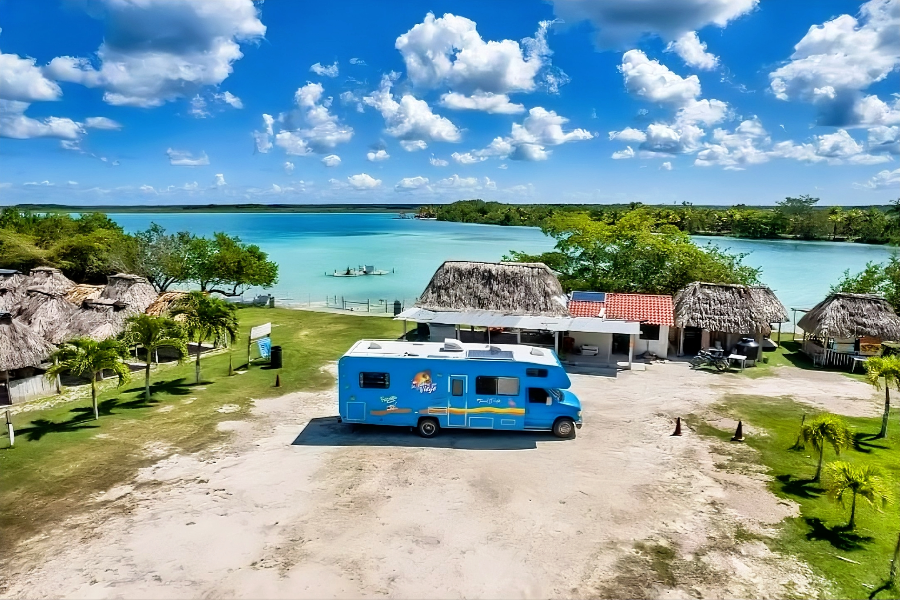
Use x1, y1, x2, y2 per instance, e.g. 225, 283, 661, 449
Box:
248, 322, 272, 366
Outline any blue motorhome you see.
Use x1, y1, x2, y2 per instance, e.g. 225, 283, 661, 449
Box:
337, 339, 583, 438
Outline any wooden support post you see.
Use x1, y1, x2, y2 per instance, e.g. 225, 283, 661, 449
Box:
516, 329, 521, 344
247, 335, 252, 369
777, 321, 782, 345
628, 334, 634, 370
678, 327, 685, 356
554, 331, 559, 354
6, 410, 12, 447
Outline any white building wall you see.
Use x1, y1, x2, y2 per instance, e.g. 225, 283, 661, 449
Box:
10, 374, 55, 403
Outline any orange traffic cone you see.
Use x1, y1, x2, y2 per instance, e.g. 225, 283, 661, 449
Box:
275, 374, 281, 388
731, 420, 744, 442
671, 417, 682, 436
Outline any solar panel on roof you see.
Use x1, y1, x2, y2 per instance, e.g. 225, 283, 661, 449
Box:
571, 291, 606, 302
467, 350, 515, 360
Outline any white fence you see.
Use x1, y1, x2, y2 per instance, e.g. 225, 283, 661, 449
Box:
9, 374, 55, 403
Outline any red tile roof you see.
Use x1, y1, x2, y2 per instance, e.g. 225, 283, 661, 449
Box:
568, 293, 674, 326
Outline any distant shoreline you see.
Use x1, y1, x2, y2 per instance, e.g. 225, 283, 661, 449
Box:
3, 203, 423, 214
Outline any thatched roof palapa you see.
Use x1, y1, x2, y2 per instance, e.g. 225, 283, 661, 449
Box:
0, 271, 27, 313
14, 288, 79, 344
674, 282, 787, 335
100, 274, 158, 314
798, 293, 900, 341
24, 267, 75, 296
415, 261, 570, 317
0, 312, 55, 372
145, 290, 189, 318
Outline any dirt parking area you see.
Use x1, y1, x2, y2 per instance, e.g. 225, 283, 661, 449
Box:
1, 363, 883, 599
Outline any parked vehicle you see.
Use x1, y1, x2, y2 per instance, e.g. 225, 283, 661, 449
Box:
690, 348, 730, 371
338, 339, 583, 438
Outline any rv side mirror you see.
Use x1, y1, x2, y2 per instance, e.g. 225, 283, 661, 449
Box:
545, 394, 552, 406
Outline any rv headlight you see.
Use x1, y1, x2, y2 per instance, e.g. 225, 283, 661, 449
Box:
577, 411, 582, 418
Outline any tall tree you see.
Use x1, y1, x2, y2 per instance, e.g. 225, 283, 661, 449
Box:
120, 314, 187, 400
824, 461, 891, 530
864, 355, 900, 439
170, 292, 239, 383
800, 414, 852, 482
188, 233, 278, 297
131, 224, 195, 292
46, 338, 130, 420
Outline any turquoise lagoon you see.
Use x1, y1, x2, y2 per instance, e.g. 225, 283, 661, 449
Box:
108, 213, 896, 315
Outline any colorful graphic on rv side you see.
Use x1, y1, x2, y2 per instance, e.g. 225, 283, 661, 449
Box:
411, 370, 437, 393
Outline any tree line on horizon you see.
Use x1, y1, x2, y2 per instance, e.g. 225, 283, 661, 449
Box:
428, 197, 900, 245
0, 209, 278, 295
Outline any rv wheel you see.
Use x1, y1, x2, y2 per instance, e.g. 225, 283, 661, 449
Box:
553, 418, 576, 439
417, 418, 439, 438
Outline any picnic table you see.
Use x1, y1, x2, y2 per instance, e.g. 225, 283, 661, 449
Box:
728, 353, 747, 372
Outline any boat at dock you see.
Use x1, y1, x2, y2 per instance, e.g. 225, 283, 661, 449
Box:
330, 265, 392, 277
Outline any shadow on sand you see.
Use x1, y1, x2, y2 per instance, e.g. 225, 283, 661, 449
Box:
292, 416, 567, 450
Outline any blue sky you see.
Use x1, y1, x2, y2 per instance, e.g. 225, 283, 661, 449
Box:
0, 0, 898, 206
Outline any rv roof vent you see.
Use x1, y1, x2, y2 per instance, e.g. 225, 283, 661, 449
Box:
530, 348, 544, 356
367, 342, 382, 350
442, 339, 464, 352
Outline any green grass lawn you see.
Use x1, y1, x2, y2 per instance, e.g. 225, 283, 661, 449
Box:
694, 395, 900, 598
721, 333, 869, 383
0, 308, 400, 551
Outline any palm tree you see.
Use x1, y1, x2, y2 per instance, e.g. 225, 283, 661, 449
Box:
120, 314, 187, 401
824, 461, 891, 530
800, 414, 852, 481
46, 338, 130, 420
864, 355, 900, 439
170, 291, 238, 384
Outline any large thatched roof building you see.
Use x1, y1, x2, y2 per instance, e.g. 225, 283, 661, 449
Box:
145, 290, 189, 319
798, 293, 900, 340
24, 266, 75, 296
0, 269, 26, 312
673, 282, 787, 357
0, 311, 56, 405
14, 287, 79, 344
415, 261, 570, 317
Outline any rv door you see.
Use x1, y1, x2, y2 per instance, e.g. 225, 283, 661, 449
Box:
448, 375, 467, 427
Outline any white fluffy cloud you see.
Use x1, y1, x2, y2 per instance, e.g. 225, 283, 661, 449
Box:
216, 91, 243, 109
284, 161, 295, 174
869, 126, 900, 155
465, 108, 592, 163
451, 152, 487, 165
214, 173, 226, 187
619, 50, 701, 106
429, 155, 449, 166
436, 174, 495, 189
0, 100, 83, 140
439, 92, 525, 114
367, 149, 390, 162
84, 117, 122, 130
609, 127, 647, 143
857, 167, 900, 190
769, 0, 900, 127
322, 154, 341, 167
395, 176, 430, 191
310, 62, 339, 77
550, 0, 758, 48
0, 51, 61, 102
395, 13, 553, 95
45, 0, 265, 108
258, 83, 353, 156
665, 32, 718, 70
346, 173, 382, 189
400, 140, 429, 151
364, 75, 460, 145
167, 148, 210, 166
612, 146, 635, 159
660, 161, 673, 170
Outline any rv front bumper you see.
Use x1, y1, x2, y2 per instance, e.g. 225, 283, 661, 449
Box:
575, 422, 583, 429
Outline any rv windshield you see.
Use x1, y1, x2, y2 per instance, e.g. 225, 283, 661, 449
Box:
548, 389, 562, 402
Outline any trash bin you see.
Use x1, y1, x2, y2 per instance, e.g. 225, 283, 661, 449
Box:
270, 345, 283, 369
393, 300, 402, 316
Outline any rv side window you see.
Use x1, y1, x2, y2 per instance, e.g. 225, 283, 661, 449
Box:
527, 388, 549, 403
475, 376, 519, 396
451, 379, 464, 396
359, 372, 390, 389
525, 368, 548, 377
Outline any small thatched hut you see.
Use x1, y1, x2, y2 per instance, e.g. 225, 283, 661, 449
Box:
14, 287, 79, 344
64, 274, 159, 341
673, 282, 787, 358
0, 269, 26, 312
0, 311, 56, 404
415, 261, 570, 316
798, 293, 900, 368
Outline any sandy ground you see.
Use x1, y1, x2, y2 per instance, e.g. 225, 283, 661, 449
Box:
1, 363, 883, 599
